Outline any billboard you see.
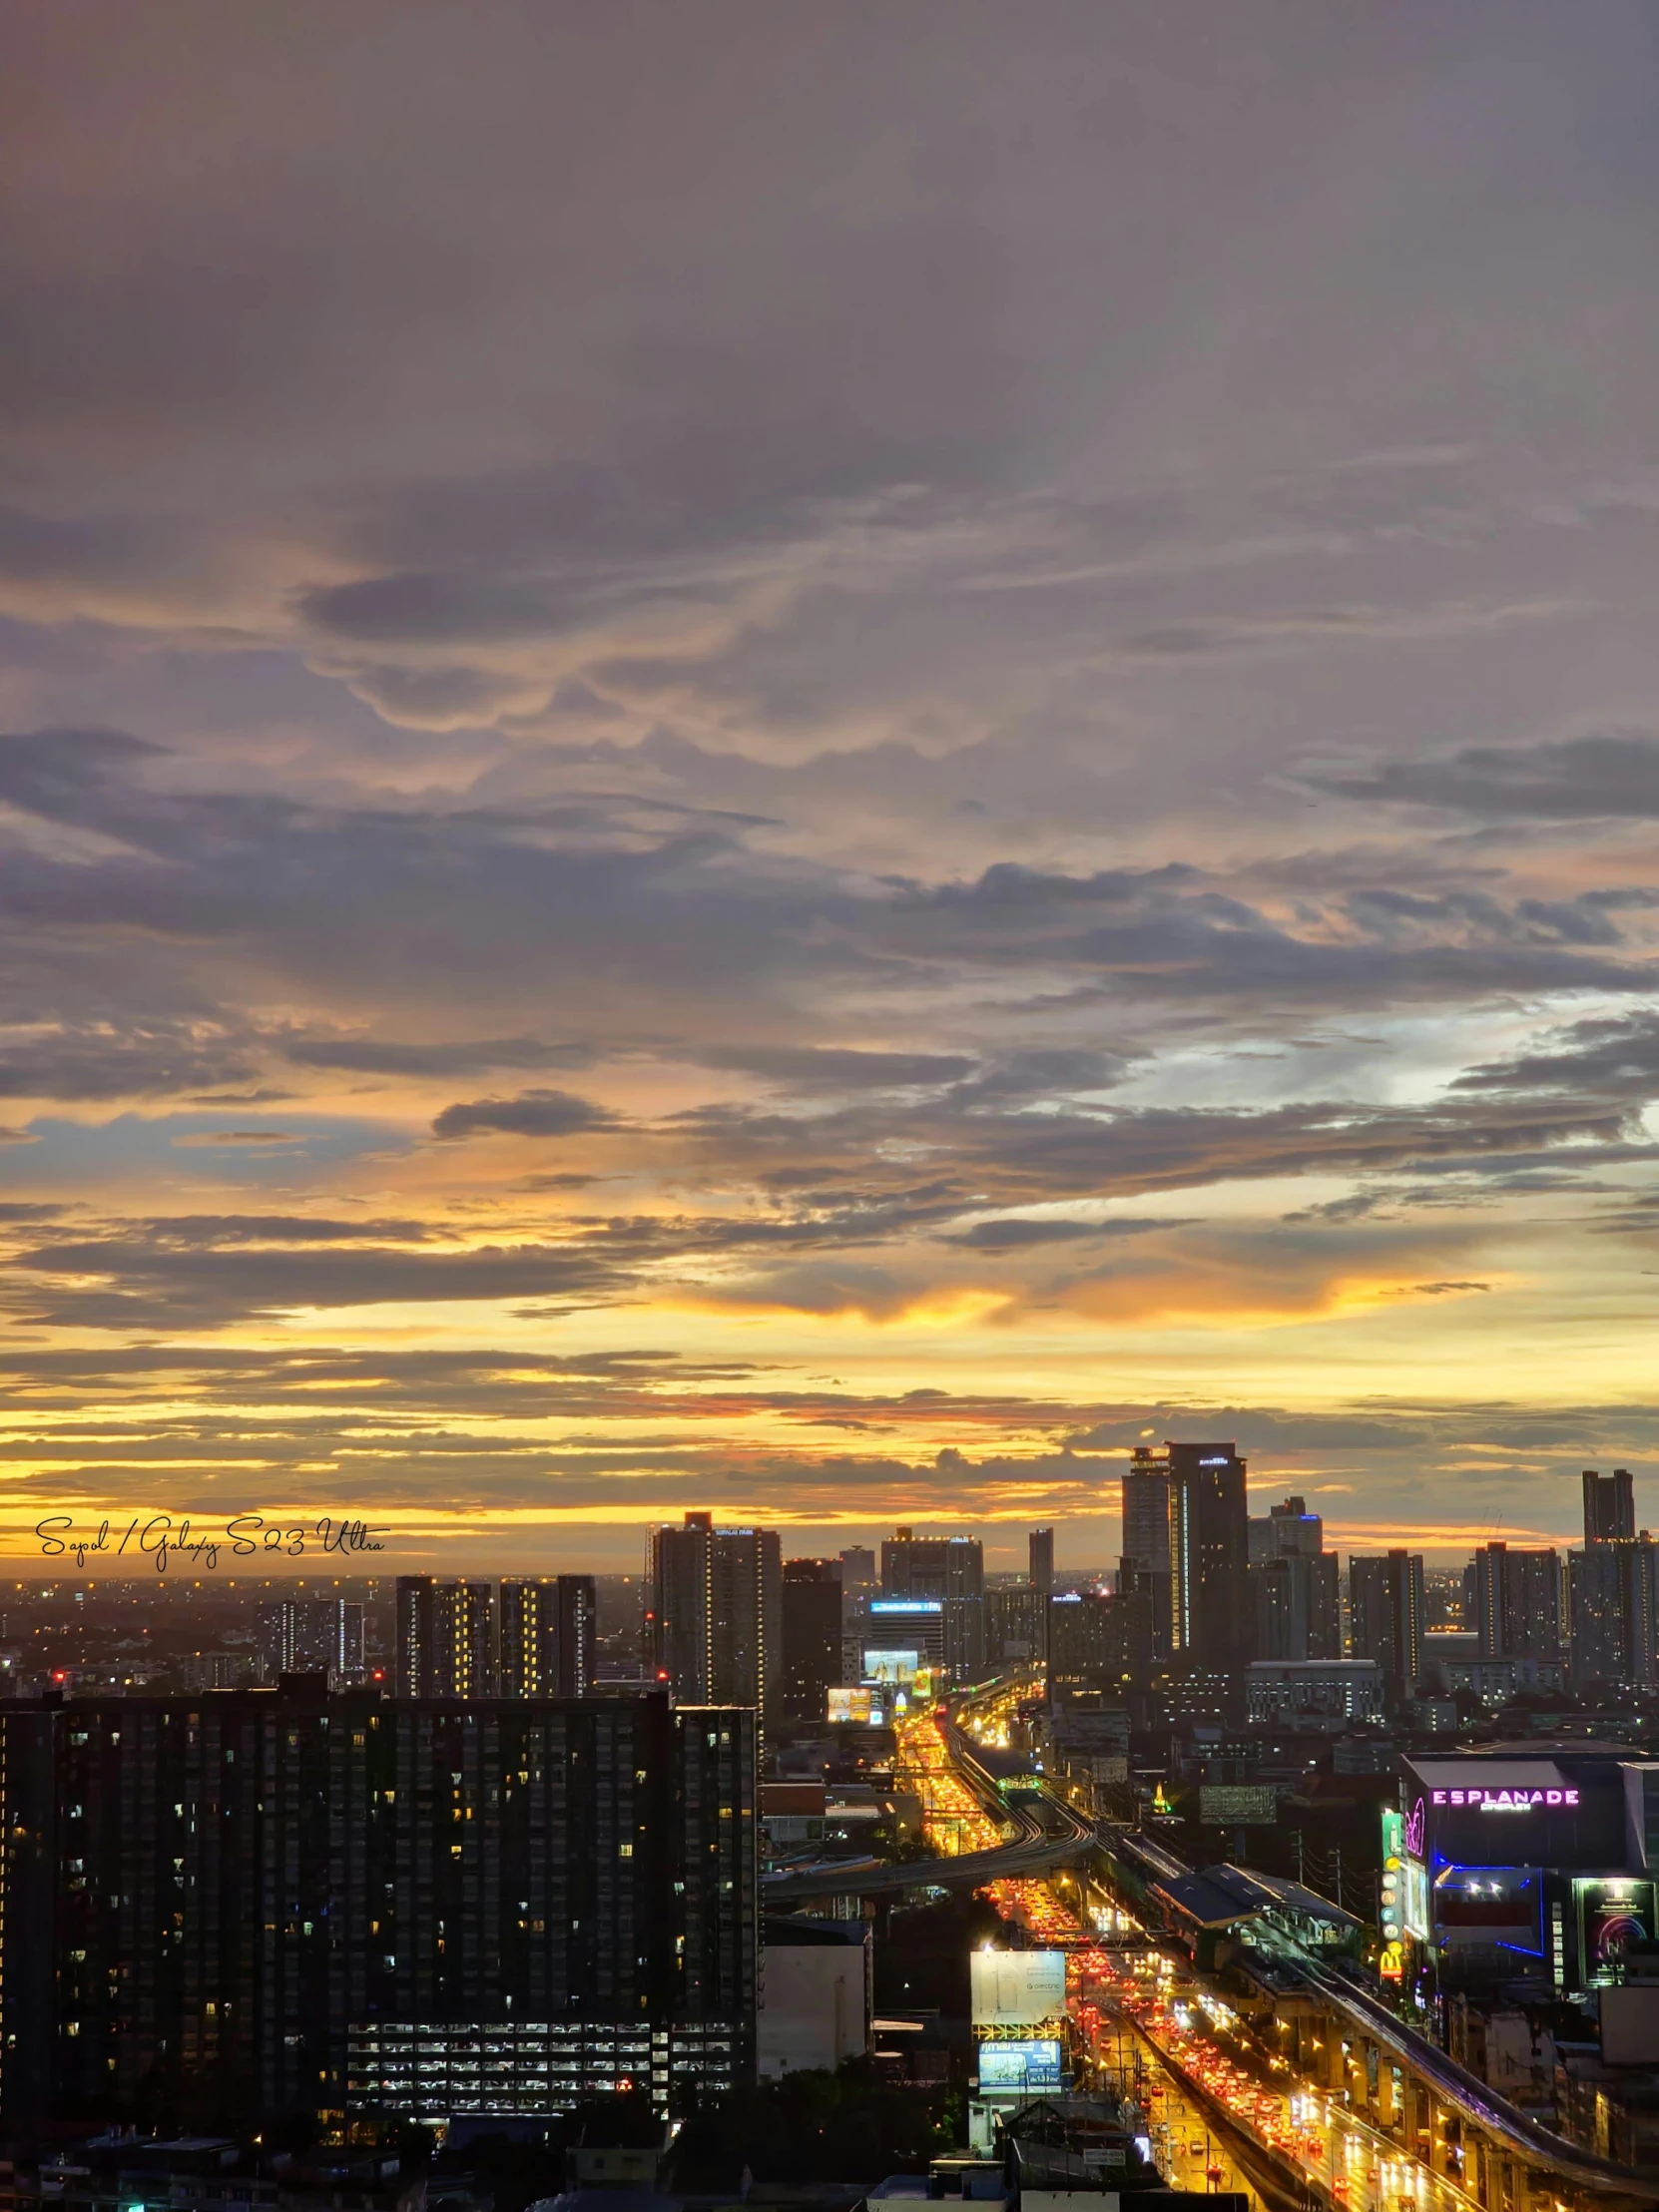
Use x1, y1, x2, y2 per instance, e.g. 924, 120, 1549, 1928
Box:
1199, 1784, 1277, 1826
1402, 1858, 1431, 1942
1575, 1878, 1656, 1984
862, 1648, 919, 1684
971, 1948, 1068, 2027
827, 1686, 874, 1724
977, 2038, 1063, 2091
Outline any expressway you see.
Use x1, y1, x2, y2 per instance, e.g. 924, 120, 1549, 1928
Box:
762, 1689, 1097, 1904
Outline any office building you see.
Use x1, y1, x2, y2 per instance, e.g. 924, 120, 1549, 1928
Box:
879, 1530, 984, 1679
396, 1577, 496, 1697
1349, 1551, 1424, 1695
0, 1683, 758, 2131
781, 1558, 842, 1722
837, 1546, 876, 1594
1584, 1467, 1636, 1546
256, 1595, 364, 1684
1473, 1543, 1561, 1661
647, 1514, 782, 1716
1568, 1539, 1659, 1692
499, 1574, 597, 1698
862, 1596, 945, 1676
1121, 1449, 1173, 1657
1166, 1441, 1251, 1675
1247, 1496, 1340, 1662
1028, 1527, 1055, 1597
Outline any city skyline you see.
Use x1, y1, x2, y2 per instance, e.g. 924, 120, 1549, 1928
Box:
6, 8, 1659, 1570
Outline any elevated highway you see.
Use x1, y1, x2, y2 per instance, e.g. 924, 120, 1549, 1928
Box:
763, 1692, 1096, 1905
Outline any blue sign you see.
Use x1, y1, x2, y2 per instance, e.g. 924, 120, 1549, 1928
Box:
978, 2038, 1063, 2090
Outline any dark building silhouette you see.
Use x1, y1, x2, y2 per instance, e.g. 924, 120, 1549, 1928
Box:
780, 1557, 841, 1722
0, 1683, 757, 2133
1046, 1584, 1151, 1702
1349, 1550, 1424, 1695
1121, 1449, 1173, 1658
1247, 1496, 1340, 1661
1568, 1538, 1658, 1691
1028, 1527, 1055, 1597
879, 1529, 984, 1678
1584, 1467, 1636, 1545
1472, 1542, 1561, 1659
1166, 1441, 1251, 1675
256, 1596, 364, 1684
395, 1577, 495, 1697
647, 1514, 782, 1715
499, 1575, 597, 1698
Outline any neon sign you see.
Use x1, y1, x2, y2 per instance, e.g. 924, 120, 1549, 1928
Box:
1429, 1786, 1577, 1810
1404, 1797, 1425, 1857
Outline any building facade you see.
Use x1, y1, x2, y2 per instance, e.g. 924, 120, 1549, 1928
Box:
646, 1514, 783, 1716
395, 1577, 496, 1698
0, 1684, 758, 2134
780, 1558, 842, 1723
1166, 1442, 1251, 1676
1349, 1550, 1425, 1696
1472, 1543, 1561, 1661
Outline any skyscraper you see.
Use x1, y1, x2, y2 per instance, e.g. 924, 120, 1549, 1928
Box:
1247, 1497, 1340, 1660
879, 1530, 984, 1678
499, 1574, 597, 1698
1166, 1441, 1251, 1674
780, 1557, 841, 1722
647, 1514, 782, 1715
1121, 1448, 1173, 1658
0, 1683, 758, 2131
1584, 1467, 1636, 1545
1028, 1526, 1055, 1597
396, 1576, 496, 1697
256, 1595, 365, 1684
1568, 1538, 1658, 1691
1473, 1542, 1561, 1659
1349, 1551, 1424, 1695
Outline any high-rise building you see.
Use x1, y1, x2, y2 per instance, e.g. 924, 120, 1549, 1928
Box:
1473, 1543, 1561, 1660
781, 1558, 842, 1722
1046, 1585, 1152, 1702
647, 1515, 782, 1715
1166, 1442, 1251, 1675
256, 1596, 364, 1684
0, 1683, 758, 2132
499, 1575, 597, 1698
396, 1577, 496, 1697
986, 1582, 1045, 1666
837, 1546, 876, 1594
1121, 1449, 1176, 1659
1247, 1497, 1340, 1661
1028, 1527, 1055, 1597
1349, 1551, 1424, 1694
1568, 1538, 1659, 1691
879, 1530, 984, 1679
1584, 1467, 1637, 1546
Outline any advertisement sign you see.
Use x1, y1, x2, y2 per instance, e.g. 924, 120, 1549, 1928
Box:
1198, 1784, 1277, 1826
971, 1948, 1068, 2027
1403, 1859, 1431, 1943
862, 1648, 919, 1684
977, 2038, 1063, 2091
827, 1686, 873, 1725
1575, 1878, 1656, 1983
1379, 1941, 1404, 1980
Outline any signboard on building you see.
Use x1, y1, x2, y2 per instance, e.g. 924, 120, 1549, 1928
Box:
1198, 1784, 1277, 1826
1402, 1858, 1431, 1942
977, 2038, 1063, 2091
862, 1648, 919, 1684
827, 1686, 874, 1725
970, 1948, 1067, 2027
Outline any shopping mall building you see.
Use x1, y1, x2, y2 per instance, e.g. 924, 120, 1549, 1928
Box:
1397, 1744, 1659, 1992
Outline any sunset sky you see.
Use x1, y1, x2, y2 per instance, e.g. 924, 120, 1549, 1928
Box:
4, 3, 1659, 1571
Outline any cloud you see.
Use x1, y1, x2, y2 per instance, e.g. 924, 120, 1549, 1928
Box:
286, 1033, 597, 1077
430, 1088, 618, 1140
1307, 733, 1659, 819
